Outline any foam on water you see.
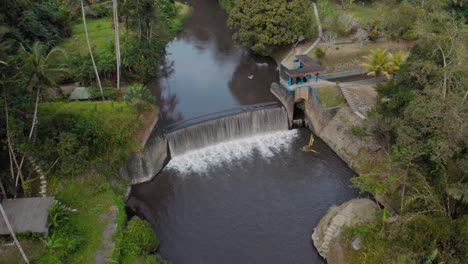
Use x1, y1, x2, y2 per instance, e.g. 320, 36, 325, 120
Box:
166, 130, 299, 174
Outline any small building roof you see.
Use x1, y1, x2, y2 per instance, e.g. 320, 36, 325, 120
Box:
69, 87, 92, 100
283, 55, 326, 77
0, 197, 54, 234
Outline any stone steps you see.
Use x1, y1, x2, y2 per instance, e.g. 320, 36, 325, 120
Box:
338, 84, 366, 120
318, 214, 348, 256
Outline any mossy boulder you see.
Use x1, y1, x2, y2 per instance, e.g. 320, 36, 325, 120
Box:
311, 199, 378, 263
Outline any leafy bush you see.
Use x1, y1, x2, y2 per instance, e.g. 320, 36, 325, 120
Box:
124, 83, 156, 104
314, 47, 326, 58
52, 224, 83, 260
227, 0, 316, 56
143, 255, 173, 264
122, 217, 159, 257
350, 125, 367, 137
88, 4, 111, 18
89, 86, 118, 100
33, 251, 61, 264
342, 215, 468, 264
295, 101, 305, 111
49, 201, 70, 228
1, 0, 71, 48
369, 29, 379, 41
35, 101, 141, 176
402, 31, 417, 41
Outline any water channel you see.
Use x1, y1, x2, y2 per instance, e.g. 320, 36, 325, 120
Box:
127, 0, 359, 263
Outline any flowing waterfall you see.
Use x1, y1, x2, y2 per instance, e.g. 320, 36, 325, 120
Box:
167, 105, 289, 157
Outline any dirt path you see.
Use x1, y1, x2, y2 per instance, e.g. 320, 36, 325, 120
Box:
91, 205, 119, 264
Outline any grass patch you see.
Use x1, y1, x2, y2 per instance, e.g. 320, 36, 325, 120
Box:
57, 17, 116, 56
311, 40, 410, 72
52, 175, 117, 263
316, 85, 345, 108
345, 2, 393, 20
0, 240, 46, 264
40, 101, 139, 132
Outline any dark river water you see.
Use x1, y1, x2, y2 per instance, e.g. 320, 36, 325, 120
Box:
128, 1, 359, 263
128, 130, 358, 264
148, 0, 279, 125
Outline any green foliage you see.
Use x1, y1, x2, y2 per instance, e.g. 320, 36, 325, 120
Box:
124, 83, 157, 105
381, 2, 425, 38
89, 86, 118, 100
314, 47, 326, 58
402, 31, 418, 41
168, 2, 192, 33
87, 3, 111, 18
33, 251, 61, 264
342, 215, 468, 264
349, 11, 467, 264
361, 48, 407, 78
219, 0, 236, 12
295, 101, 305, 111
49, 176, 121, 263
350, 125, 367, 137
227, 0, 316, 56
49, 201, 71, 229
122, 217, 160, 257
35, 101, 141, 176
368, 29, 380, 41
122, 38, 167, 82
142, 254, 173, 264
351, 172, 399, 195
0, 0, 71, 49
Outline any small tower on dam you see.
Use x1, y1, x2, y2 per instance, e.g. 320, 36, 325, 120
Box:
271, 54, 330, 129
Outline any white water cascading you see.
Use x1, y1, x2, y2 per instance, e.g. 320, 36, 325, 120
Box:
166, 106, 289, 157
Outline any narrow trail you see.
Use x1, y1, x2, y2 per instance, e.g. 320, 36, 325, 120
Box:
281, 2, 322, 64
303, 3, 323, 55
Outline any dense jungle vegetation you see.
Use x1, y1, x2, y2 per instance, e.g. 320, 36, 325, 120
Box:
0, 0, 189, 263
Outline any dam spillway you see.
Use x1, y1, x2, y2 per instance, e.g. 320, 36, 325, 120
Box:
166, 103, 289, 157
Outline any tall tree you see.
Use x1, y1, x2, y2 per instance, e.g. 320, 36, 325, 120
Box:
80, 0, 104, 99
227, 0, 316, 56
113, 0, 121, 91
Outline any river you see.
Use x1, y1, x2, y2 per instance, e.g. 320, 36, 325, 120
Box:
127, 1, 359, 263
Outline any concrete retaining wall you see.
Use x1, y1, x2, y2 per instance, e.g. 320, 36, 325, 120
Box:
270, 83, 295, 127
120, 125, 170, 185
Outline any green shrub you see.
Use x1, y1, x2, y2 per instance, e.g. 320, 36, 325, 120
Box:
314, 47, 326, 58
88, 4, 111, 18
33, 251, 61, 264
144, 255, 173, 264
295, 101, 305, 111
52, 224, 83, 259
369, 29, 379, 41
89, 86, 118, 100
350, 125, 367, 137
35, 101, 141, 176
122, 217, 159, 257
402, 31, 417, 41
124, 83, 156, 104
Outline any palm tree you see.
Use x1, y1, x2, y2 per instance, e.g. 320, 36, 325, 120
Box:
12, 42, 68, 187
80, 0, 104, 100
113, 0, 121, 91
386, 50, 408, 76
361, 48, 391, 79
22, 42, 67, 140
